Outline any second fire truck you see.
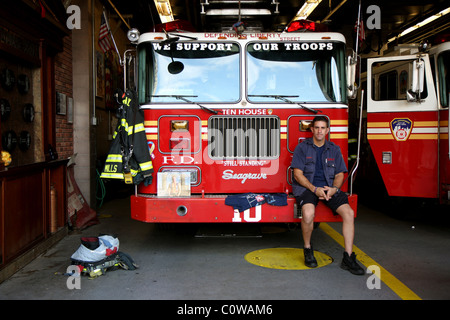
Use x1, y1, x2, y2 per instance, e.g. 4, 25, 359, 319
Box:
363, 38, 449, 205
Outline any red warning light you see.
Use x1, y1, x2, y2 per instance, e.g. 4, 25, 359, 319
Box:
287, 19, 328, 32
433, 33, 450, 44
155, 19, 196, 32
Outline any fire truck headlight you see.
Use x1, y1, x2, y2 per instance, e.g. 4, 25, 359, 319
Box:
127, 28, 140, 43
382, 152, 392, 164
299, 120, 312, 131
171, 120, 189, 132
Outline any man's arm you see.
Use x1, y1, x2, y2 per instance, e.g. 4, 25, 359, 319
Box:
323, 171, 344, 199
293, 168, 315, 194
293, 168, 329, 200
332, 171, 344, 189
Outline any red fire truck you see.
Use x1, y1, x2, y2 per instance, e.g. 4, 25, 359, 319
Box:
365, 39, 449, 204
126, 20, 360, 223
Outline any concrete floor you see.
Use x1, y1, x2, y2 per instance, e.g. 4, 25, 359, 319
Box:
0, 194, 449, 302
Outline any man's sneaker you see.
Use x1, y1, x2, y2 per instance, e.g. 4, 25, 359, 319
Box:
303, 246, 318, 268
340, 252, 365, 275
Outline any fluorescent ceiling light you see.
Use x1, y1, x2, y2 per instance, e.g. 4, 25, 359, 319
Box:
293, 0, 322, 20
154, 0, 174, 23
388, 7, 450, 43
207, 0, 264, 3
205, 9, 272, 15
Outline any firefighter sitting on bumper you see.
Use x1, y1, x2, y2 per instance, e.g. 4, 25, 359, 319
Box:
291, 115, 364, 275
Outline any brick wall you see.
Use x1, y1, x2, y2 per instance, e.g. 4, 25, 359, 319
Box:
55, 35, 74, 160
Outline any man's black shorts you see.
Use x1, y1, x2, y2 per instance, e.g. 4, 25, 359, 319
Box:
295, 189, 349, 214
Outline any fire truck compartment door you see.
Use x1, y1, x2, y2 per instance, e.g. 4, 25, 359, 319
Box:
366, 54, 439, 198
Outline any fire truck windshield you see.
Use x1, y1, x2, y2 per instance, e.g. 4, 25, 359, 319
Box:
246, 41, 347, 103
137, 42, 240, 104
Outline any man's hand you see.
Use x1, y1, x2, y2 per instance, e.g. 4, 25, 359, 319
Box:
323, 186, 338, 200
316, 186, 338, 201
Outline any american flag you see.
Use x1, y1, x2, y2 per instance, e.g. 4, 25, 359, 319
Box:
354, 16, 366, 47
98, 12, 113, 53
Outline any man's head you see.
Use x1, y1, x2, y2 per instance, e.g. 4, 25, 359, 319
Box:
311, 116, 329, 128
311, 116, 330, 146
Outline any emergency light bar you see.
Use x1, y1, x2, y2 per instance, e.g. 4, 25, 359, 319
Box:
286, 19, 328, 32
155, 19, 196, 32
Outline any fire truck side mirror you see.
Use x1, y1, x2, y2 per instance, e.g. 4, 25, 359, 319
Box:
123, 49, 137, 91
346, 52, 360, 100
407, 58, 425, 103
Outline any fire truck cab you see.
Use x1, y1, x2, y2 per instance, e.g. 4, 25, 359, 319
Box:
366, 40, 450, 204
126, 20, 360, 224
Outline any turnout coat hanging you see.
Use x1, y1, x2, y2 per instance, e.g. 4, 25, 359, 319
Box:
100, 89, 153, 185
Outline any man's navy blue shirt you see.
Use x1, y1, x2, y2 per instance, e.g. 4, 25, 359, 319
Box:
290, 138, 347, 197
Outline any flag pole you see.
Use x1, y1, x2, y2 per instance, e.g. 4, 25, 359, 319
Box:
107, 0, 131, 29
355, 0, 362, 56
103, 9, 123, 65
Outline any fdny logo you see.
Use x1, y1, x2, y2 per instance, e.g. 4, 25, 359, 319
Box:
390, 118, 412, 141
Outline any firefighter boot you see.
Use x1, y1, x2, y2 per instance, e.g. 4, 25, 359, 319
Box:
303, 246, 318, 268
340, 252, 365, 275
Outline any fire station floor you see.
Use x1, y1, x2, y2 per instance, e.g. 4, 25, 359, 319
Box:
1, 191, 449, 303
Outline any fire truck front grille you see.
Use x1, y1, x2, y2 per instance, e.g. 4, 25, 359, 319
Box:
208, 116, 280, 159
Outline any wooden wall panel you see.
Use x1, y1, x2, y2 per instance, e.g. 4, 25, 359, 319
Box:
3, 170, 44, 262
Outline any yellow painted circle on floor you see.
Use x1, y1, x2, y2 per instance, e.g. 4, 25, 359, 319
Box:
245, 248, 333, 270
